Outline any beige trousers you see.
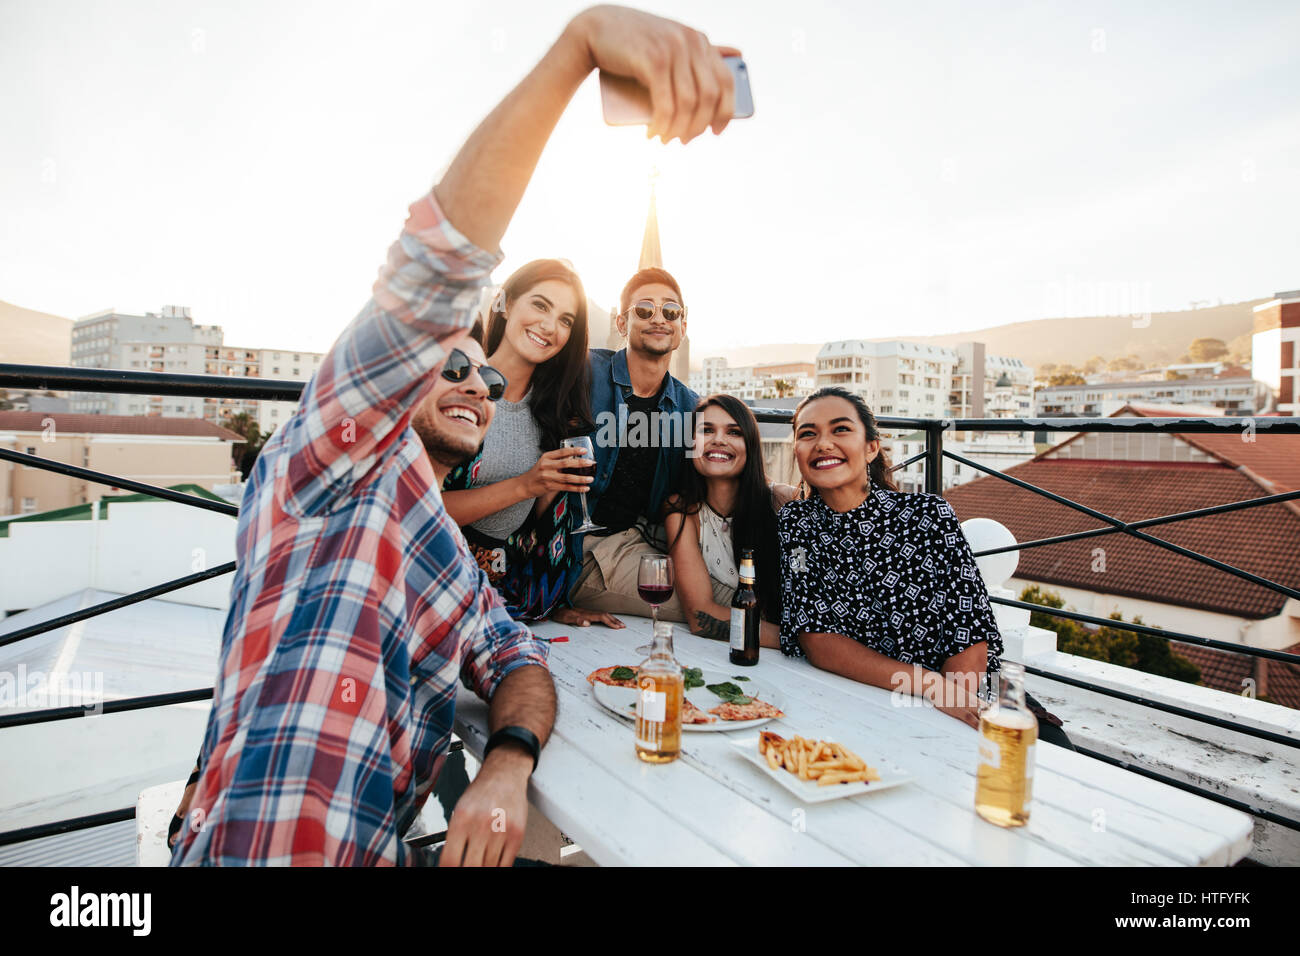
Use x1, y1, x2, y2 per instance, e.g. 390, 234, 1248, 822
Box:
571, 527, 735, 624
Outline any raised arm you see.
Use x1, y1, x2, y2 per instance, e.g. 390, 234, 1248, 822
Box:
434, 6, 737, 254
273, 7, 736, 519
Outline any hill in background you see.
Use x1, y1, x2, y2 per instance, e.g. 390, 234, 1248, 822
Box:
694, 299, 1264, 372
0, 300, 73, 366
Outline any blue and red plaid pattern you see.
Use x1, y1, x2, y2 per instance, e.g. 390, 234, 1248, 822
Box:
171, 192, 549, 866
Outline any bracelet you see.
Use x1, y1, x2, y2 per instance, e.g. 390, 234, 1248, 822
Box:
484, 725, 541, 772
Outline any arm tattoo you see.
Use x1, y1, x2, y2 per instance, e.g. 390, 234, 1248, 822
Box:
693, 611, 730, 641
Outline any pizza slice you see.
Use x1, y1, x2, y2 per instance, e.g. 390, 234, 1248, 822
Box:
681, 698, 717, 725
586, 665, 640, 688
709, 697, 786, 721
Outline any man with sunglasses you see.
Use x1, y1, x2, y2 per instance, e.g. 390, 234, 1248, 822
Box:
171, 6, 740, 866
568, 267, 700, 612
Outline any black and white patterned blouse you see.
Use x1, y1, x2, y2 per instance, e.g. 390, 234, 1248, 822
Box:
778, 487, 1003, 673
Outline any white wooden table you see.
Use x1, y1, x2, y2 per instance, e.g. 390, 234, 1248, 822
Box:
454, 616, 1254, 866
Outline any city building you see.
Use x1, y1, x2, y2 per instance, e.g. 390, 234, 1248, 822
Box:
0, 411, 244, 516
943, 343, 1038, 490
1033, 377, 1264, 417
68, 306, 323, 434
1252, 290, 1300, 415
690, 357, 815, 400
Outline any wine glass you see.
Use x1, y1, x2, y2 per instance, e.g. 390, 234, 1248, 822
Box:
561, 436, 603, 534
636, 554, 673, 654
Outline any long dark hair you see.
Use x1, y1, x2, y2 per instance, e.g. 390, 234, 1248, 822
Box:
481, 259, 594, 449
792, 386, 900, 495
667, 394, 782, 622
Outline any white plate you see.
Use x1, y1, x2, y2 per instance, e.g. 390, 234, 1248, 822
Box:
590, 668, 784, 733
726, 732, 913, 803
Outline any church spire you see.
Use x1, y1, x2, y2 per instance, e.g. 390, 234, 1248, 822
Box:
638, 170, 663, 270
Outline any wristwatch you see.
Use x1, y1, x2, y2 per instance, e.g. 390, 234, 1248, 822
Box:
483, 725, 541, 772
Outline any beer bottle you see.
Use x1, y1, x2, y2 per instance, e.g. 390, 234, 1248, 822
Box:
975, 662, 1037, 827
729, 549, 760, 667
635, 620, 684, 763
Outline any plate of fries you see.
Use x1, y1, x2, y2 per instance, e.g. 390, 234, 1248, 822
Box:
727, 731, 912, 802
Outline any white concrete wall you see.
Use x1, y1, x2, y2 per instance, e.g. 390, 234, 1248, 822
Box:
1009, 576, 1300, 651
0, 500, 237, 613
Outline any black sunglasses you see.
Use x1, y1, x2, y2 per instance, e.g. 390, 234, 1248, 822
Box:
441, 348, 507, 401
623, 299, 686, 322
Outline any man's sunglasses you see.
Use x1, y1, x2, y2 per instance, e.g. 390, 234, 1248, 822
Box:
442, 348, 507, 401
622, 299, 686, 322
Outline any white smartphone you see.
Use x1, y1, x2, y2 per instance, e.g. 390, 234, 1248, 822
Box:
600, 55, 754, 126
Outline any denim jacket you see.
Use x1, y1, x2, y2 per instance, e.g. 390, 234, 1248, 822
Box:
565, 348, 699, 598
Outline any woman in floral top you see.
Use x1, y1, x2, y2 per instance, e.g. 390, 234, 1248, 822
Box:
779, 386, 1071, 743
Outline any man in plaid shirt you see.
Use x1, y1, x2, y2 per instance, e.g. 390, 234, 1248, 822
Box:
171, 6, 741, 866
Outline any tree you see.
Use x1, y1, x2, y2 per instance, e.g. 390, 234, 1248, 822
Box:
1082, 355, 1105, 375
1107, 355, 1142, 372
1048, 372, 1086, 386
1018, 585, 1201, 684
772, 378, 795, 398
1164, 370, 1187, 381
1187, 337, 1228, 363
221, 411, 269, 480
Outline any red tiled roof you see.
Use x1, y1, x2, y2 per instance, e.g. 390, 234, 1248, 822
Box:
0, 411, 244, 441
1107, 404, 1300, 494
944, 459, 1300, 619
1169, 642, 1300, 711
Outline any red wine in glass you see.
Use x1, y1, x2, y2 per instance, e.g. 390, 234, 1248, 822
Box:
563, 462, 597, 479
636, 555, 673, 653
637, 583, 674, 606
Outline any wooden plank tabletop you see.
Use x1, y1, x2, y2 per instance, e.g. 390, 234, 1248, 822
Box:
455, 616, 1254, 866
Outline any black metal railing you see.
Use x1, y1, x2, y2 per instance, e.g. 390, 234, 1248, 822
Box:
2, 364, 1299, 848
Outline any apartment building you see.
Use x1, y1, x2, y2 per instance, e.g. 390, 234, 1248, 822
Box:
690, 357, 815, 400
1252, 290, 1300, 415
1034, 377, 1264, 417
69, 306, 323, 434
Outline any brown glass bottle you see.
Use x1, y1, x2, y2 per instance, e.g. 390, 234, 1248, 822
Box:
729, 549, 760, 666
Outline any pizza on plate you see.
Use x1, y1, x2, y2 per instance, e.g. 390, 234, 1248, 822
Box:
709, 698, 786, 721
681, 698, 716, 724
586, 665, 640, 688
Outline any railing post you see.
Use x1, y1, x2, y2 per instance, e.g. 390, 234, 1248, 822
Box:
925, 420, 944, 494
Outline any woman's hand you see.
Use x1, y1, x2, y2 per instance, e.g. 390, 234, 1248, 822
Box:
519, 446, 594, 499
934, 677, 982, 730
550, 607, 626, 628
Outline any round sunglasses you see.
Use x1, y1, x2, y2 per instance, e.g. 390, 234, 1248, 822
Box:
623, 299, 686, 323
441, 348, 507, 401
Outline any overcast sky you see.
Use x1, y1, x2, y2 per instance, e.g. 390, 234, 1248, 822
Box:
2, 0, 1298, 356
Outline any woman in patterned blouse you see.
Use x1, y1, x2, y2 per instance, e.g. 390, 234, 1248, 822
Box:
778, 386, 1002, 729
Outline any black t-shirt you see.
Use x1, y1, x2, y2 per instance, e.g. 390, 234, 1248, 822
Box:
591, 386, 663, 534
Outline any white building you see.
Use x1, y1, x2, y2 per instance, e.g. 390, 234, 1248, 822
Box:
941, 343, 1038, 490
69, 306, 323, 435
690, 357, 815, 401
1034, 377, 1264, 418
1252, 290, 1300, 415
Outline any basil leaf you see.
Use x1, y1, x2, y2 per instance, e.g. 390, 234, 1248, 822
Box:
610, 666, 637, 681
681, 667, 705, 690
706, 681, 744, 700
731, 676, 751, 682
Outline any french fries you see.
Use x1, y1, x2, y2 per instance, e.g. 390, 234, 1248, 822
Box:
757, 732, 881, 786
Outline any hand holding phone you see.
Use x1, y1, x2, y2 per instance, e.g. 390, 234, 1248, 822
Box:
601, 55, 753, 130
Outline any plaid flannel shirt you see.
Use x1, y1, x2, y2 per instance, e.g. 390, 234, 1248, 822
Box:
171, 192, 549, 866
